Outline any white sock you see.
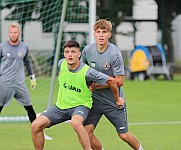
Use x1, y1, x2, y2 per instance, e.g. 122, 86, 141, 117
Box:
138, 144, 143, 150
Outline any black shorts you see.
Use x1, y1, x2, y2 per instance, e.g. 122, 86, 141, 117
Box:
84, 100, 128, 134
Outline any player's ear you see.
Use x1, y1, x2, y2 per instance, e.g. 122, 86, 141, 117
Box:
108, 32, 112, 38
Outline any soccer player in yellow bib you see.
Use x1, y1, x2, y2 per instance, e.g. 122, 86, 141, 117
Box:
31, 40, 123, 150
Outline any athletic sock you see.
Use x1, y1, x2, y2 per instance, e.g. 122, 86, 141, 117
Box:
0, 106, 3, 113
24, 105, 36, 123
138, 144, 143, 150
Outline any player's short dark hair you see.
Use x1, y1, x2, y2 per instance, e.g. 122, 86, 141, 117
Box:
64, 40, 80, 49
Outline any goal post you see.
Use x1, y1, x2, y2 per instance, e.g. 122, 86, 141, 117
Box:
48, 0, 67, 108
0, 0, 95, 122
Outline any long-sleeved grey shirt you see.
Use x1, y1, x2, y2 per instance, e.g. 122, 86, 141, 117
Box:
0, 41, 34, 85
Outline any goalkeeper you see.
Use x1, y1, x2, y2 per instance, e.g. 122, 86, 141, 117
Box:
0, 22, 36, 122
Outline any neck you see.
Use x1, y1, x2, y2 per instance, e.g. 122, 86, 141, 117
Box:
97, 42, 109, 53
67, 60, 80, 70
9, 40, 19, 46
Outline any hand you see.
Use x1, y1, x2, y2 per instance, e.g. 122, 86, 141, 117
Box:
88, 82, 96, 92
116, 97, 124, 108
30, 74, 36, 90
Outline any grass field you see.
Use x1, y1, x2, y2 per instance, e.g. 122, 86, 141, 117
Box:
0, 74, 181, 150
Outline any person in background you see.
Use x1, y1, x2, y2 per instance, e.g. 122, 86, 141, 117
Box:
0, 22, 52, 140
31, 40, 123, 150
81, 19, 143, 150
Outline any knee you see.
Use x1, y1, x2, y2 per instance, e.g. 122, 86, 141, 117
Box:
31, 119, 41, 134
71, 120, 82, 133
119, 133, 128, 142
85, 124, 94, 137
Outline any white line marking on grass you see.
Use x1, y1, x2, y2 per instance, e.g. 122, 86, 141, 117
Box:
0, 116, 71, 123
129, 121, 181, 126
0, 116, 180, 126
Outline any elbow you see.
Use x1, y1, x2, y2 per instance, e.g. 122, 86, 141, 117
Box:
115, 76, 124, 87
117, 81, 123, 87
107, 77, 117, 85
108, 77, 123, 86
112, 78, 117, 85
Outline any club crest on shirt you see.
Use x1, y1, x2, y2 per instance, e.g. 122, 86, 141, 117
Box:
6, 52, 10, 57
103, 61, 110, 70
18, 50, 23, 57
91, 61, 96, 68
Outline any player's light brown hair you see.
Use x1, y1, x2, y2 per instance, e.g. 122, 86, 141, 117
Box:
93, 19, 112, 32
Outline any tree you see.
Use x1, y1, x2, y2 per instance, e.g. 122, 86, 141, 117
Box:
155, 0, 181, 62
96, 0, 181, 62
96, 0, 133, 44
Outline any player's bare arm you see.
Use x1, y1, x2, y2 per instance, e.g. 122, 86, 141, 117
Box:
107, 77, 124, 106
89, 75, 124, 89
88, 75, 124, 106
89, 76, 124, 91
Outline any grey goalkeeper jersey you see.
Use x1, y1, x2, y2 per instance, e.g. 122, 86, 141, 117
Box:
81, 42, 125, 106
0, 41, 33, 85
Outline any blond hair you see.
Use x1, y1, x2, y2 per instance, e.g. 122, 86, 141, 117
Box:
9, 22, 20, 32
93, 19, 112, 32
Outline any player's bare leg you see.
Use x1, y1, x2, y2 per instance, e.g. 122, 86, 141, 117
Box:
119, 132, 143, 150
85, 124, 103, 150
36, 112, 53, 140
71, 115, 91, 150
90, 134, 103, 150
32, 115, 51, 150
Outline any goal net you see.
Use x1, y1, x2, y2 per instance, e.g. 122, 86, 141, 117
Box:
0, 0, 90, 122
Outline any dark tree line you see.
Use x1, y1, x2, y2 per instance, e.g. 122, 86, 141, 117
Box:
1, 0, 181, 62
155, 0, 181, 62
97, 0, 181, 62
96, 0, 133, 44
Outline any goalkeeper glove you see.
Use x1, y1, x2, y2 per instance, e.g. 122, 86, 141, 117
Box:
30, 74, 36, 90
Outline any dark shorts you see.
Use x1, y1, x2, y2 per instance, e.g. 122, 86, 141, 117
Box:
0, 82, 31, 106
41, 104, 90, 127
84, 100, 128, 134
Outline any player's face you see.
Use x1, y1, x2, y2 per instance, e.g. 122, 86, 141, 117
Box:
64, 47, 81, 65
9, 27, 20, 44
94, 28, 111, 46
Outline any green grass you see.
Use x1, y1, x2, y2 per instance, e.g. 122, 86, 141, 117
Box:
1, 76, 59, 116
0, 74, 181, 149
